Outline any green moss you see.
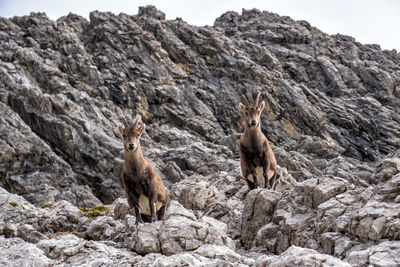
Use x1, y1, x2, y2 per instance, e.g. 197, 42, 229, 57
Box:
78, 207, 88, 213
72, 232, 84, 238
90, 209, 102, 217
79, 205, 111, 218
91, 205, 111, 213
9, 202, 19, 207
41, 203, 53, 208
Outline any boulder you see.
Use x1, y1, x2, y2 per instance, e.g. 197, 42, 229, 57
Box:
241, 189, 281, 249
255, 245, 351, 267
0, 236, 54, 267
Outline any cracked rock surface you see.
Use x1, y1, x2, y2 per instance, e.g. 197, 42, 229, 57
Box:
1, 5, 399, 266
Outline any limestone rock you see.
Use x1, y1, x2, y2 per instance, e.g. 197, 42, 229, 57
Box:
1, 4, 400, 266
347, 241, 400, 267
194, 244, 242, 263
86, 216, 126, 241
241, 189, 281, 249
255, 245, 351, 267
17, 224, 48, 244
171, 175, 223, 210
160, 201, 235, 255
0, 236, 54, 267
112, 197, 132, 220
172, 178, 217, 210
350, 199, 400, 241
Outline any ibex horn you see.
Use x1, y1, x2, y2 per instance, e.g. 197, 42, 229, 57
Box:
255, 92, 261, 105
133, 118, 140, 129
241, 95, 250, 105
123, 117, 128, 128
247, 92, 255, 105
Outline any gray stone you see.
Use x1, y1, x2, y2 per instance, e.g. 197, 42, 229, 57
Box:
194, 244, 241, 263
0, 236, 54, 267
17, 224, 48, 244
3, 221, 17, 238
133, 221, 163, 254
171, 175, 221, 210
350, 199, 400, 241
162, 161, 185, 183
256, 245, 351, 266
160, 203, 234, 255
1, 5, 400, 266
112, 197, 131, 220
376, 158, 400, 182
347, 241, 400, 267
312, 176, 348, 207
241, 189, 281, 249
86, 216, 125, 241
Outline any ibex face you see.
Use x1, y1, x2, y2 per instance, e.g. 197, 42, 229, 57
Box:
118, 118, 146, 152
239, 93, 265, 128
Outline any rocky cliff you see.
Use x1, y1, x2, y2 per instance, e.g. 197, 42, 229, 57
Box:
1, 5, 399, 266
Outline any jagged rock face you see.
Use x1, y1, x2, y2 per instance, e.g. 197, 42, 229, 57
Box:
1, 5, 400, 266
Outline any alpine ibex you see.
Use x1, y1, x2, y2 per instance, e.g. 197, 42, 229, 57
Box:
118, 117, 169, 224
239, 93, 278, 190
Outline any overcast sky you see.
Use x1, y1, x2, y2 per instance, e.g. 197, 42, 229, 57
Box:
0, 0, 398, 51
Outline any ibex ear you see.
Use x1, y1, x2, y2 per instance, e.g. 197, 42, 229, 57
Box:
139, 124, 146, 135
239, 103, 246, 113
258, 101, 265, 113
118, 125, 125, 136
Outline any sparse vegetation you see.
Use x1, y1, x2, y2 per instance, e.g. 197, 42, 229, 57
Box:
79, 205, 111, 218
72, 231, 84, 238
9, 202, 19, 207
41, 203, 53, 208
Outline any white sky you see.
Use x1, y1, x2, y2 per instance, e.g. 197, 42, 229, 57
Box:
0, 0, 398, 51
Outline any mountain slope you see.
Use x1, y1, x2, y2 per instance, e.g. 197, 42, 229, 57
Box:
0, 5, 399, 266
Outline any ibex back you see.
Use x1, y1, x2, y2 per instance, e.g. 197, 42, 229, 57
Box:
118, 117, 169, 224
239, 93, 278, 189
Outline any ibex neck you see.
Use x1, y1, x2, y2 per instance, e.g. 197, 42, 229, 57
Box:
244, 125, 263, 146
245, 124, 261, 137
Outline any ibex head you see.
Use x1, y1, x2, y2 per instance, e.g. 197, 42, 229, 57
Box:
118, 117, 146, 152
239, 92, 265, 128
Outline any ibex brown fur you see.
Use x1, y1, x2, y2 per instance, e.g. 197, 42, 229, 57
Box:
239, 93, 278, 190
118, 117, 169, 224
